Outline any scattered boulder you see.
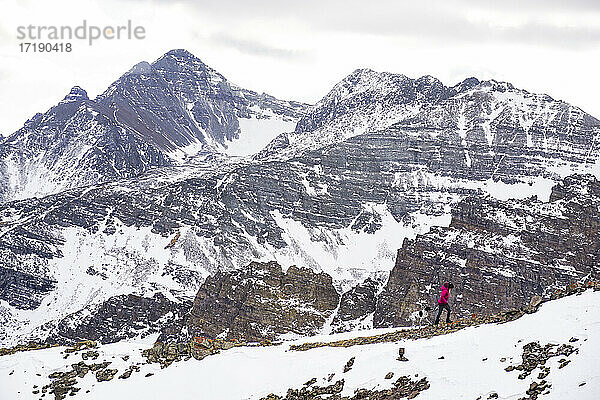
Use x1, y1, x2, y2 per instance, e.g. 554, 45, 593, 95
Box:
397, 347, 408, 361
505, 341, 577, 380
118, 365, 140, 379
520, 380, 551, 400
537, 366, 550, 379
95, 368, 118, 382
343, 357, 355, 373
81, 350, 99, 360
304, 378, 317, 386
260, 375, 429, 400
558, 359, 571, 369
118, 369, 133, 380
71, 361, 90, 378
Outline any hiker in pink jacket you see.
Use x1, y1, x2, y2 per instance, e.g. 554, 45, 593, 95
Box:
434, 282, 454, 325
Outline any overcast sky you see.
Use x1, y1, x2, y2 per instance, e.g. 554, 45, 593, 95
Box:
1, 0, 599, 135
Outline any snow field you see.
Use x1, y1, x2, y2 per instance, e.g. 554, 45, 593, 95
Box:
1, 289, 598, 400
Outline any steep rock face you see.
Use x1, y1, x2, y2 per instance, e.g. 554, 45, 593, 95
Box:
2, 67, 600, 346
95, 49, 309, 154
185, 261, 339, 342
397, 80, 599, 171
261, 70, 600, 171
374, 174, 600, 327
0, 124, 597, 344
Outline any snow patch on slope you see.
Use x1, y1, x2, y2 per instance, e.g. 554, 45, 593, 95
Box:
1, 222, 209, 346
225, 116, 296, 157
270, 207, 451, 292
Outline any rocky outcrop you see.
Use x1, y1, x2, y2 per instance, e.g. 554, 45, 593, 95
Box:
261, 375, 430, 400
0, 266, 56, 309
291, 282, 598, 352
141, 338, 242, 368
47, 293, 191, 345
185, 261, 339, 342
375, 174, 600, 327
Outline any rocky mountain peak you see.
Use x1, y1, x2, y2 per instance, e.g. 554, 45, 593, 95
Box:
292, 68, 451, 136
478, 79, 516, 93
452, 77, 480, 93
151, 49, 225, 83
126, 61, 152, 76
162, 48, 199, 61
59, 86, 88, 104
325, 68, 410, 101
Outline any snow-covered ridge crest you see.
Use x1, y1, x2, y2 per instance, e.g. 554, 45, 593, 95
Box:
259, 68, 599, 164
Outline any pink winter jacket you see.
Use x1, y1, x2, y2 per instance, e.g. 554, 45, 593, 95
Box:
438, 284, 449, 305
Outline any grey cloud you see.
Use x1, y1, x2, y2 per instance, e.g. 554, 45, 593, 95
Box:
130, 0, 600, 12
321, 6, 600, 50
209, 32, 310, 60
119, 0, 600, 49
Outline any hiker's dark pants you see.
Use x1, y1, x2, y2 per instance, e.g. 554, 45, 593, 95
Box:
434, 303, 451, 324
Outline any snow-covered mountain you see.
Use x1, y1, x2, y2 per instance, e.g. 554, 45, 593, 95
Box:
1, 61, 600, 349
0, 49, 309, 202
